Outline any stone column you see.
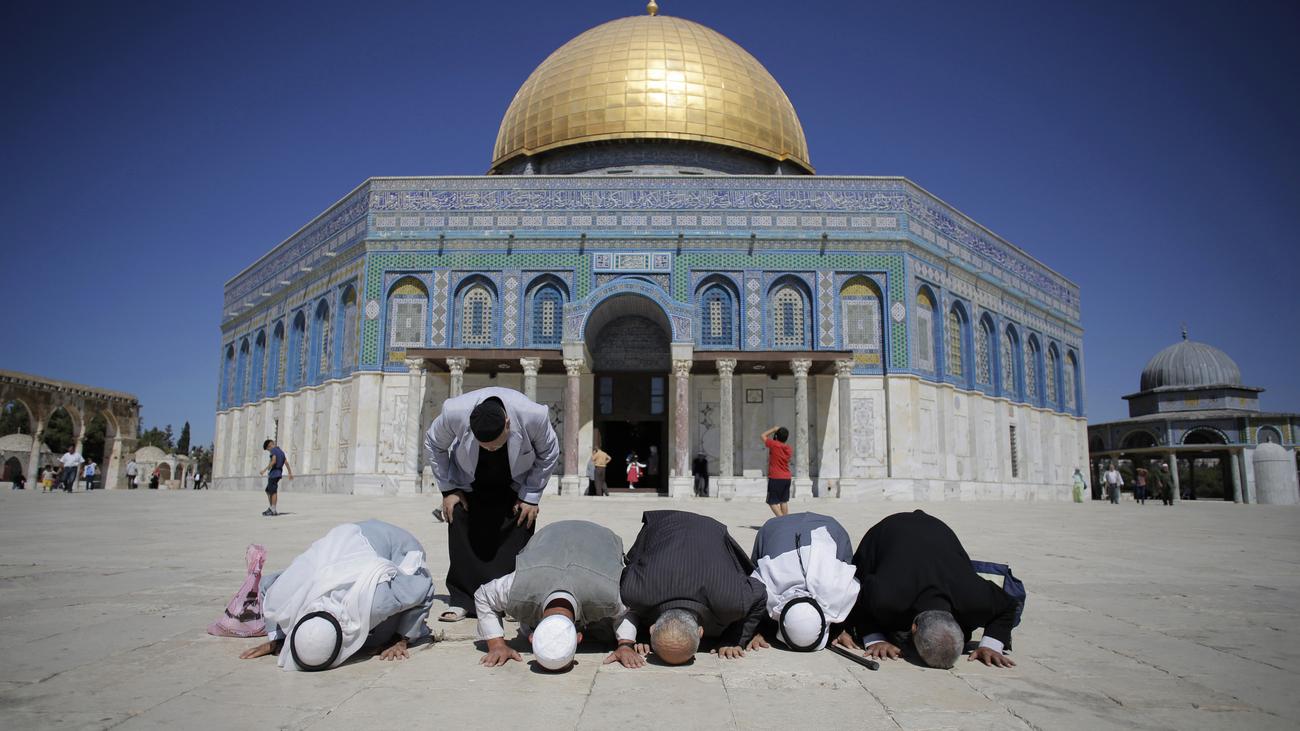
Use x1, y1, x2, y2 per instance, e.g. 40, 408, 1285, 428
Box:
673, 358, 692, 481
1230, 450, 1243, 504
446, 357, 467, 398
716, 359, 737, 499
520, 357, 541, 402
1168, 452, 1181, 504
403, 358, 427, 493
27, 417, 45, 486
835, 359, 855, 498
561, 358, 584, 495
791, 358, 813, 498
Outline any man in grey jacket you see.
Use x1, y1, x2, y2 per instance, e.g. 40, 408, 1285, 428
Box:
424, 387, 560, 620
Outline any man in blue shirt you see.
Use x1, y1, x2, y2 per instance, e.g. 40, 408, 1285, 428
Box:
259, 439, 293, 516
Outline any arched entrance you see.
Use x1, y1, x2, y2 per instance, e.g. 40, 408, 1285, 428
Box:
585, 294, 672, 494
1181, 428, 1232, 501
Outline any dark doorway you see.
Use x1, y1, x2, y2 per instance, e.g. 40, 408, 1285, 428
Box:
597, 419, 667, 493
2, 457, 22, 483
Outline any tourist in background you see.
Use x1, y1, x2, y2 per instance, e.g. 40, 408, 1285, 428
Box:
692, 453, 710, 497
83, 460, 97, 491
126, 458, 138, 489
1102, 463, 1123, 505
626, 452, 646, 490
762, 426, 792, 517
259, 439, 292, 516
1134, 466, 1149, 505
1071, 468, 1086, 503
11, 470, 25, 489
41, 465, 55, 492
58, 445, 84, 493
149, 468, 159, 490
1155, 463, 1173, 506
589, 445, 610, 496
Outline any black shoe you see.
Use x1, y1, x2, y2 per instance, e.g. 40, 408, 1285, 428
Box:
262, 508, 274, 516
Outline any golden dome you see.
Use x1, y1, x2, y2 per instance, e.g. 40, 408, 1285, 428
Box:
491, 11, 813, 173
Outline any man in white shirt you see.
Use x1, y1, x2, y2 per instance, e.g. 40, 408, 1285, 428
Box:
125, 459, 138, 489
83, 460, 97, 491
58, 446, 84, 493
1103, 464, 1124, 505
473, 520, 645, 671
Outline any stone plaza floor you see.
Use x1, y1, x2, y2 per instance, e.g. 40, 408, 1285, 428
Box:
0, 488, 1297, 730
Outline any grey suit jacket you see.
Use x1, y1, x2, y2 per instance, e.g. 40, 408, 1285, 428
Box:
422, 386, 560, 504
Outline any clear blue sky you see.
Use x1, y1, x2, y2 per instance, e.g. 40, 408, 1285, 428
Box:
3, 0, 1297, 446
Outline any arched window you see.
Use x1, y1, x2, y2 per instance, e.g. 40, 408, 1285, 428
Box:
269, 322, 284, 396
946, 304, 968, 382
1025, 336, 1040, 402
771, 282, 808, 348
236, 339, 250, 405
309, 300, 331, 384
289, 311, 307, 389
461, 284, 495, 346
1064, 351, 1079, 412
252, 331, 266, 400
975, 316, 994, 386
1001, 326, 1021, 398
1258, 426, 1283, 444
388, 278, 429, 349
914, 288, 937, 372
530, 284, 564, 346
841, 276, 882, 362
222, 345, 235, 408
338, 286, 359, 374
1046, 345, 1060, 407
698, 283, 736, 348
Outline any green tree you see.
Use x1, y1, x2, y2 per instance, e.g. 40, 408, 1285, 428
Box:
138, 426, 175, 452
177, 422, 191, 455
43, 409, 74, 454
82, 416, 108, 463
0, 401, 32, 435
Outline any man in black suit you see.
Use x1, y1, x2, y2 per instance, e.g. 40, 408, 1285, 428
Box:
848, 510, 1017, 668
620, 510, 768, 664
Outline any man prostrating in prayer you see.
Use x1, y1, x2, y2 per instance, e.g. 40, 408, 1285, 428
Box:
424, 387, 560, 621
619, 510, 767, 664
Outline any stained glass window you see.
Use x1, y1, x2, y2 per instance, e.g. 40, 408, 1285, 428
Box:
462, 286, 493, 346
915, 291, 935, 371
1001, 329, 1016, 395
773, 287, 804, 347
946, 308, 964, 378
531, 285, 563, 345
700, 286, 733, 346
975, 319, 993, 385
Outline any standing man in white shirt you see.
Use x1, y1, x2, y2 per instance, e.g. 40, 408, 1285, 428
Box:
82, 460, 98, 491
125, 458, 138, 489
58, 446, 84, 493
1103, 463, 1125, 505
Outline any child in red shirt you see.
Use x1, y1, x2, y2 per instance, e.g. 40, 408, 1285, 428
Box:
762, 426, 792, 517
626, 453, 646, 490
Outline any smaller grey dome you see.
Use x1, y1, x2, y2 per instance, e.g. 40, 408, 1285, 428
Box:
1140, 336, 1242, 391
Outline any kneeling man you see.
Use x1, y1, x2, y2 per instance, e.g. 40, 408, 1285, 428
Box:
620, 510, 766, 664
849, 510, 1017, 668
240, 519, 435, 670
750, 512, 860, 651
473, 519, 644, 670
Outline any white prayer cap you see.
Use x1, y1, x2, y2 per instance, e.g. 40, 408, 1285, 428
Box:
532, 614, 578, 671
290, 612, 343, 671
779, 598, 828, 652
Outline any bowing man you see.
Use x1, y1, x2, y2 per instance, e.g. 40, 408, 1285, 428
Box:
620, 510, 767, 664
473, 519, 645, 670
424, 387, 560, 621
848, 510, 1018, 668
240, 520, 435, 670
750, 512, 860, 652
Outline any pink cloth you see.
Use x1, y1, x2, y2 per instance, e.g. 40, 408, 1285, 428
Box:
207, 544, 268, 638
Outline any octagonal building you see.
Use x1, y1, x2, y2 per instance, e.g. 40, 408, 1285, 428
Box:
214, 6, 1086, 500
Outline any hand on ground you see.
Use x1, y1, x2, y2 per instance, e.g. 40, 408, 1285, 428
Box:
379, 638, 409, 660
832, 630, 862, 651
239, 640, 280, 660
863, 641, 902, 660
604, 644, 647, 668
480, 640, 522, 667
968, 647, 1016, 668
712, 645, 745, 659
747, 634, 770, 651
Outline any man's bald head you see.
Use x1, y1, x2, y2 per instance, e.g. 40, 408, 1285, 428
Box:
650, 609, 702, 665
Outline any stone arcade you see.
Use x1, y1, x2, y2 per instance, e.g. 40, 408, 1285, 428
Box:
213, 6, 1087, 500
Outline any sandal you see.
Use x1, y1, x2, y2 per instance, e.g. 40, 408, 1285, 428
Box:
439, 606, 468, 622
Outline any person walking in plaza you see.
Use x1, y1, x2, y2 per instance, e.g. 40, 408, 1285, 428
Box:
41, 465, 55, 492
126, 458, 138, 489
11, 470, 25, 489
626, 452, 646, 490
82, 460, 97, 491
258, 439, 292, 516
423, 386, 559, 622
149, 468, 159, 490
1102, 463, 1124, 505
1134, 466, 1149, 505
1154, 462, 1173, 506
1071, 468, 1086, 503
58, 445, 84, 493
191, 470, 200, 489
589, 444, 611, 496
762, 426, 793, 517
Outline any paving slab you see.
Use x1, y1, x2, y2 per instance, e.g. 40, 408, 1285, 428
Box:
0, 489, 1296, 730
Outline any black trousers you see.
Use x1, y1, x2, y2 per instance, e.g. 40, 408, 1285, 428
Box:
444, 483, 534, 613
